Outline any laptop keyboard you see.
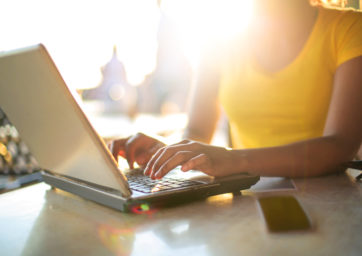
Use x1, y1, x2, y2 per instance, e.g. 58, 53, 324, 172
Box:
126, 169, 203, 194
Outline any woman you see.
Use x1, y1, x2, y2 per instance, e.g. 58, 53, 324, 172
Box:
110, 0, 362, 179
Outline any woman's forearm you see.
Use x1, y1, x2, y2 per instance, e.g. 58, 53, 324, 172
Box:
182, 127, 214, 144
234, 135, 360, 177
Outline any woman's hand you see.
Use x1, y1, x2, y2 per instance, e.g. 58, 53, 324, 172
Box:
108, 133, 165, 169
144, 140, 244, 179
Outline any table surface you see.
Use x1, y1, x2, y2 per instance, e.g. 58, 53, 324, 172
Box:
0, 171, 361, 256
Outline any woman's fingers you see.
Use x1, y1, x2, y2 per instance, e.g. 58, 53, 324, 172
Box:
134, 142, 164, 167
144, 140, 190, 174
108, 133, 165, 169
145, 141, 200, 176
108, 138, 128, 160
125, 133, 165, 169
144, 147, 166, 175
109, 137, 222, 178
124, 133, 147, 169
152, 151, 197, 179
181, 153, 214, 175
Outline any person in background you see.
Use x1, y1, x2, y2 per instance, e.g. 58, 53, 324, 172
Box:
109, 0, 362, 179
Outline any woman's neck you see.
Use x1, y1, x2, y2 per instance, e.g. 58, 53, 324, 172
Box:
250, 0, 319, 72
253, 0, 317, 32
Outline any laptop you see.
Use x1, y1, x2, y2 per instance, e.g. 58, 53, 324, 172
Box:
0, 44, 259, 212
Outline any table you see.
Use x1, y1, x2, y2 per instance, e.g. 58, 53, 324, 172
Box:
0, 171, 361, 256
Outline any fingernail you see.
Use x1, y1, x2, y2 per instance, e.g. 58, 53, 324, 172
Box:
153, 169, 160, 179
181, 164, 188, 172
144, 164, 150, 174
154, 171, 160, 179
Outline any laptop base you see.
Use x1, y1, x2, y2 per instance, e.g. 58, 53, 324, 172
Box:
42, 171, 259, 212
42, 171, 131, 211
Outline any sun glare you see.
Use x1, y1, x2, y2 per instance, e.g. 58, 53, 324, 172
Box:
0, 0, 253, 90
161, 0, 254, 68
0, 0, 160, 88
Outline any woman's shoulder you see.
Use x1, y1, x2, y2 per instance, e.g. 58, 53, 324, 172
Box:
318, 6, 362, 44
318, 6, 362, 67
319, 6, 362, 24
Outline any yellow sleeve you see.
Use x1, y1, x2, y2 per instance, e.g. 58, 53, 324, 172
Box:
336, 10, 362, 67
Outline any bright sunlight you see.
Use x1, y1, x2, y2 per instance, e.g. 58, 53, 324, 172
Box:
0, 0, 253, 89
161, 0, 254, 68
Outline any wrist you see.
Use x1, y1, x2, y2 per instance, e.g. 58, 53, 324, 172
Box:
229, 149, 251, 175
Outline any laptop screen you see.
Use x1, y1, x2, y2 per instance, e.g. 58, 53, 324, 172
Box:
0, 44, 130, 196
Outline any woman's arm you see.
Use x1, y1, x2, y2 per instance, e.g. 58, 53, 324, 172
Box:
183, 55, 222, 144
145, 56, 362, 179
240, 56, 362, 177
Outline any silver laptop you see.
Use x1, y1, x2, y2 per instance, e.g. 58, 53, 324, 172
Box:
0, 44, 259, 212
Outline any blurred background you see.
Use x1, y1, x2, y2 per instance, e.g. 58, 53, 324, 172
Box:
0, 0, 360, 117
0, 0, 360, 184
0, 0, 255, 115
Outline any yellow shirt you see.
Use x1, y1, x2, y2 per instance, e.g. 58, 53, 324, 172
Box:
219, 7, 362, 149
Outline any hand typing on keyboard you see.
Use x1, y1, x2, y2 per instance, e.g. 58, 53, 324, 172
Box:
108, 133, 165, 170
144, 140, 243, 179
109, 133, 245, 180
